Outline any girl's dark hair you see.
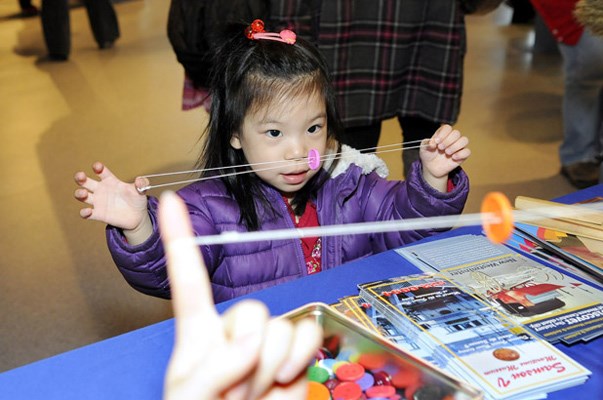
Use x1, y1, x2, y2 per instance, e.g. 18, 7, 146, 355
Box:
197, 22, 343, 231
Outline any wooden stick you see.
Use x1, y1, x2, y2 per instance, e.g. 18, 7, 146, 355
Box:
515, 196, 603, 226
515, 196, 603, 241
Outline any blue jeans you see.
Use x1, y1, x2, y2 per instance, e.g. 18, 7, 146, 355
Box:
557, 30, 603, 166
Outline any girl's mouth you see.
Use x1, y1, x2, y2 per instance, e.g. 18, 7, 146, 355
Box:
281, 171, 307, 185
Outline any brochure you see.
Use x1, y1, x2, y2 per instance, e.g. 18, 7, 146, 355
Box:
509, 196, 603, 283
358, 274, 591, 400
331, 295, 445, 369
395, 234, 603, 344
510, 222, 603, 284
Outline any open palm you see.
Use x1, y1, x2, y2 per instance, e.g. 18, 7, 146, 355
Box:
74, 162, 148, 230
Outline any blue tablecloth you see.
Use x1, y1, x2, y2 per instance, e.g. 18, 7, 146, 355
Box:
1, 185, 602, 399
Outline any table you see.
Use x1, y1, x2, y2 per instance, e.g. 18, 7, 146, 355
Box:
1, 185, 602, 399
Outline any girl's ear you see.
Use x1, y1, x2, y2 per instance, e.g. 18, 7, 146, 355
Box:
230, 133, 242, 149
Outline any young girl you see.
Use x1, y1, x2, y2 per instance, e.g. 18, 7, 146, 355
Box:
74, 20, 471, 303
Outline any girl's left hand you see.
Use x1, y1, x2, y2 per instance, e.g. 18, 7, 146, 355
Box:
420, 124, 470, 190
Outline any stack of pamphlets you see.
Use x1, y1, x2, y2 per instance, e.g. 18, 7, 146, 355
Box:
510, 195, 603, 284
357, 273, 591, 400
331, 295, 445, 369
510, 222, 603, 284
395, 234, 603, 344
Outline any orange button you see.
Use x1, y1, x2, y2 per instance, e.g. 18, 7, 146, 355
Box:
306, 381, 331, 400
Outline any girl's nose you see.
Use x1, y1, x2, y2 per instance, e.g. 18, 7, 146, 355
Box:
284, 139, 306, 161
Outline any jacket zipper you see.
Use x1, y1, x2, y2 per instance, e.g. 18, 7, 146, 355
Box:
317, 187, 341, 270
275, 192, 308, 276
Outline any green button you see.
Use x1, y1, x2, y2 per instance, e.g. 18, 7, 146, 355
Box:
307, 366, 330, 383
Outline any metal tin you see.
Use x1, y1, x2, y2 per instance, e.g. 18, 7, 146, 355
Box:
282, 302, 484, 400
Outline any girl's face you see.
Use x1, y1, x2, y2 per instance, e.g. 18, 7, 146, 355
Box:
230, 91, 328, 197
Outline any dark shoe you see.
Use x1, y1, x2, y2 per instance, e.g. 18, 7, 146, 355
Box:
47, 53, 69, 61
98, 41, 115, 50
20, 5, 39, 17
560, 161, 599, 189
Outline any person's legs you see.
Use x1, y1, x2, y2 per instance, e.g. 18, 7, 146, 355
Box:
399, 116, 440, 178
558, 30, 603, 188
339, 123, 381, 152
41, 0, 70, 60
83, 0, 120, 49
18, 0, 38, 16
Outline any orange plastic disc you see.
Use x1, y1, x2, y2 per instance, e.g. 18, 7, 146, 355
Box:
481, 192, 513, 244
306, 381, 331, 400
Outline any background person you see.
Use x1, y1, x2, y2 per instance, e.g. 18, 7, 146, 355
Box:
530, 0, 603, 188
41, 0, 120, 60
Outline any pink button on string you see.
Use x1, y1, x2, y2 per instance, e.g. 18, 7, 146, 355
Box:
308, 148, 320, 170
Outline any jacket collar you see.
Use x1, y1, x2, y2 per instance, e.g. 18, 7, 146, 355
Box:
327, 144, 389, 179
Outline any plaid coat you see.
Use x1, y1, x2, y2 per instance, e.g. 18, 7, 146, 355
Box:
271, 0, 467, 127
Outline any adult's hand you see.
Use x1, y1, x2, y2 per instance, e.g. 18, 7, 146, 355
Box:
158, 191, 322, 400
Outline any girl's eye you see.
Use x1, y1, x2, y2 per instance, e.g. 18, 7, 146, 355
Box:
307, 124, 322, 134
265, 130, 282, 138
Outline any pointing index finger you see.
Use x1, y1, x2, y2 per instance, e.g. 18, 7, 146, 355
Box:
158, 191, 220, 341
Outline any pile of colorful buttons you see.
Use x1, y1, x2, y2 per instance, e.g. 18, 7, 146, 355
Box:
306, 336, 453, 400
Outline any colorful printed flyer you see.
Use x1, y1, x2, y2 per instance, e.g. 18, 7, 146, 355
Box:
395, 234, 603, 344
358, 274, 591, 400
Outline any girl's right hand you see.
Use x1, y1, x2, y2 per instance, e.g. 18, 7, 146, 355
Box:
74, 162, 149, 232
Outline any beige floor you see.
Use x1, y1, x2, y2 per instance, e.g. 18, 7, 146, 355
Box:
0, 1, 575, 372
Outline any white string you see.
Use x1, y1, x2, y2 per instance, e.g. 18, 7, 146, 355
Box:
188, 201, 603, 246
137, 140, 426, 192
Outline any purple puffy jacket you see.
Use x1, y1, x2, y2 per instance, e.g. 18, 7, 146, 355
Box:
106, 151, 469, 303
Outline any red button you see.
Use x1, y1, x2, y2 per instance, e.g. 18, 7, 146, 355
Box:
366, 384, 396, 398
332, 381, 363, 400
335, 362, 365, 381
371, 370, 392, 386
391, 367, 421, 388
323, 335, 341, 355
